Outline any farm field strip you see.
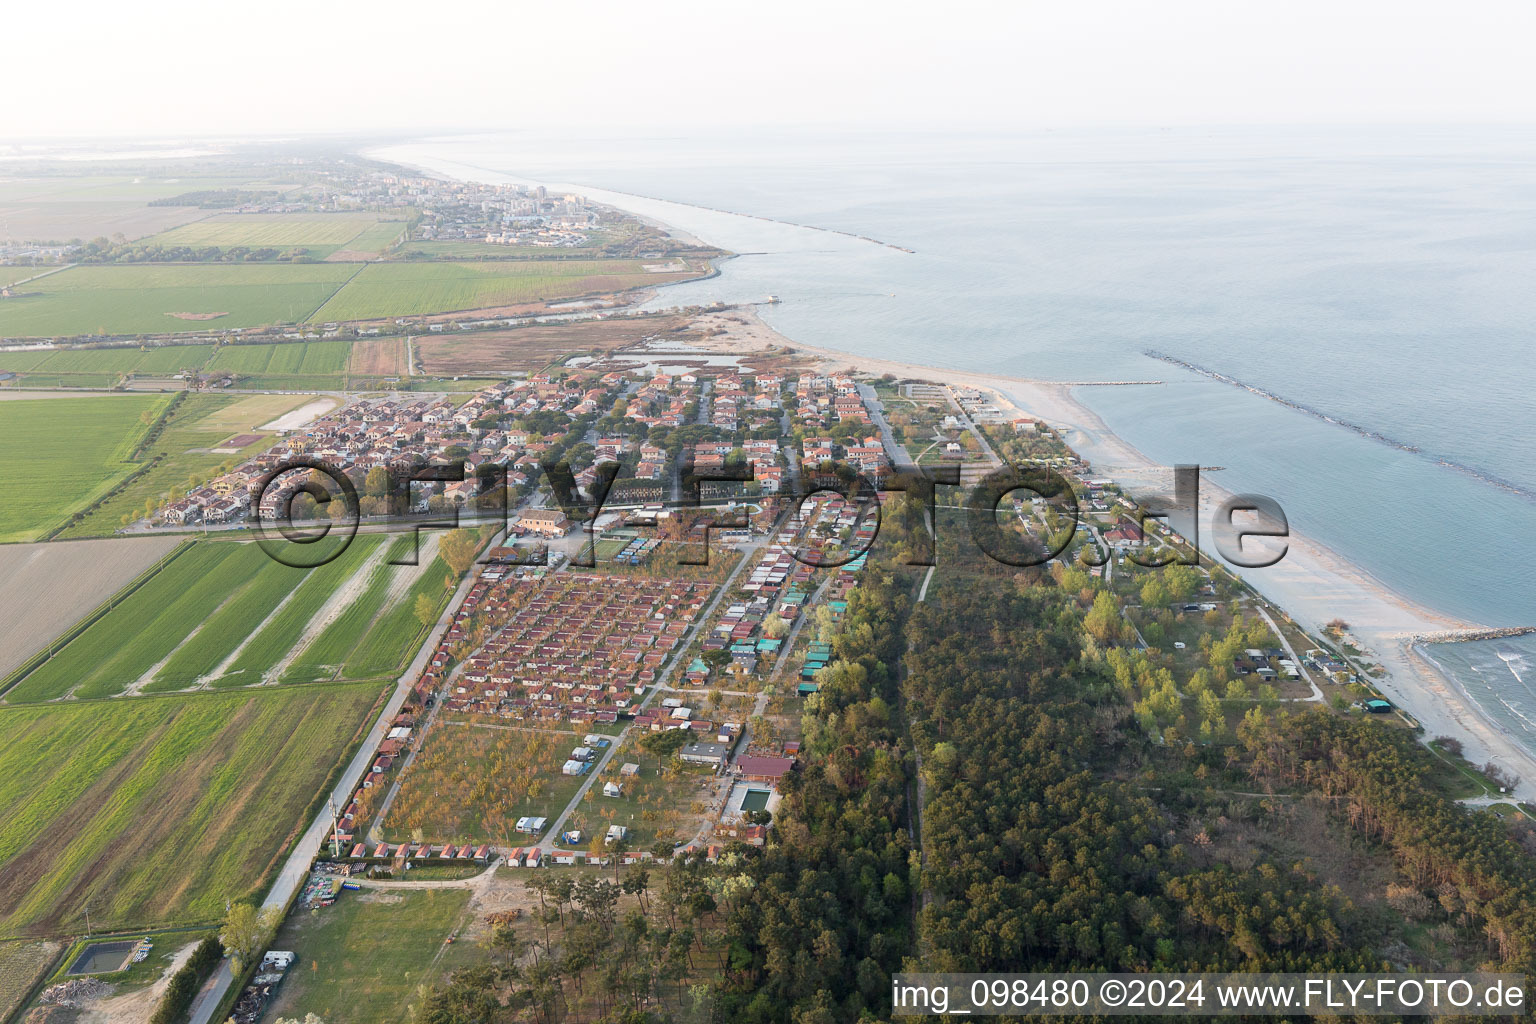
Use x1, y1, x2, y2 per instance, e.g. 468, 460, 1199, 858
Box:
265, 537, 397, 683
341, 539, 452, 680
201, 565, 312, 684
330, 219, 410, 257
146, 555, 316, 691
21, 543, 256, 701
346, 336, 407, 377
0, 394, 167, 544
311, 259, 699, 322
0, 263, 357, 337
0, 683, 384, 936
221, 373, 350, 391
206, 340, 351, 376
145, 212, 392, 249
214, 535, 384, 687
282, 536, 415, 683
0, 344, 216, 375
0, 372, 120, 388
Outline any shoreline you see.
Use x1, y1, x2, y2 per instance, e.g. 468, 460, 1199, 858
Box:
382, 147, 1536, 797
702, 305, 1536, 795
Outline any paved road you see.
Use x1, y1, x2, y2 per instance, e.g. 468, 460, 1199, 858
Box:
186, 548, 493, 1024
1250, 603, 1325, 702
941, 386, 1002, 467
857, 382, 914, 466
910, 547, 939, 921
1, 264, 75, 288
916, 564, 937, 603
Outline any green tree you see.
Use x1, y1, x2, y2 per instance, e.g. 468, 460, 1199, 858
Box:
415, 592, 437, 630
1164, 562, 1198, 602
438, 529, 479, 576
1084, 591, 1122, 645
638, 728, 690, 769
219, 902, 282, 971
364, 465, 391, 498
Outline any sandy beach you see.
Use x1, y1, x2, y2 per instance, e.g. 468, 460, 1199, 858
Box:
697, 306, 1536, 795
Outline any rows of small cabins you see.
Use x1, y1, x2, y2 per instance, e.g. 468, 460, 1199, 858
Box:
439, 572, 714, 723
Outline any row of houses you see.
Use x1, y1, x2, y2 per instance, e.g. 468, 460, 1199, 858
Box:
439, 573, 714, 720
707, 372, 784, 433
346, 841, 492, 862
688, 439, 787, 492
800, 435, 890, 483
156, 369, 631, 527
624, 372, 701, 431
794, 372, 868, 430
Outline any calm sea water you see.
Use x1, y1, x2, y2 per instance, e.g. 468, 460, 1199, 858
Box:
382, 127, 1536, 743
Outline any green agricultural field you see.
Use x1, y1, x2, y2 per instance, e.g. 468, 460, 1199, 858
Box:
0, 264, 357, 337
58, 392, 307, 538
229, 373, 355, 391
0, 343, 215, 374
4, 536, 373, 701
0, 683, 383, 936
206, 340, 351, 377
215, 534, 385, 687
0, 393, 166, 543
146, 212, 390, 249
337, 219, 410, 256
0, 344, 217, 389
341, 552, 453, 679
0, 373, 121, 389
0, 266, 48, 287
145, 554, 317, 691
284, 536, 413, 683
312, 259, 698, 322
262, 889, 475, 1024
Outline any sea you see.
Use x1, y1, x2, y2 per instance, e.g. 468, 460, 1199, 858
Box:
374, 126, 1536, 753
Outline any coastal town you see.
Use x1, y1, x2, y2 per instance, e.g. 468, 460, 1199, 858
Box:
2, 145, 1534, 1024
1, 161, 705, 269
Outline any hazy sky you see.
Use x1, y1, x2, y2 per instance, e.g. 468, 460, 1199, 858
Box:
10, 0, 1536, 138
